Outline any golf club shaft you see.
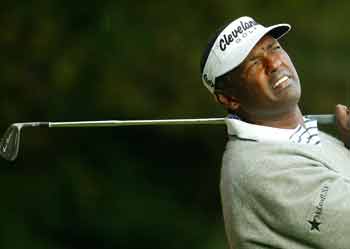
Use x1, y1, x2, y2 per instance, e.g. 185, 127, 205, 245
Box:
304, 114, 335, 125
48, 115, 336, 128
48, 118, 227, 128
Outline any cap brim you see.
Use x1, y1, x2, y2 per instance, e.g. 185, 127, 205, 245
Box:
266, 23, 291, 40
224, 23, 291, 74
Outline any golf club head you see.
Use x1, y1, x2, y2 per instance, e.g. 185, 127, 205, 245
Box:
0, 124, 22, 162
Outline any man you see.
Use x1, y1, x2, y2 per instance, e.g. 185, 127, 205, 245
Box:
200, 16, 350, 248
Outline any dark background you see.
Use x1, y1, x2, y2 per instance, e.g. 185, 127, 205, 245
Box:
0, 1, 349, 248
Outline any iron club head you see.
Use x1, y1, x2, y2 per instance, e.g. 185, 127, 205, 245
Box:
0, 123, 23, 162
0, 122, 49, 162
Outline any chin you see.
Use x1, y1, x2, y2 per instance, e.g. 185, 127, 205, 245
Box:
269, 87, 300, 111
278, 81, 301, 100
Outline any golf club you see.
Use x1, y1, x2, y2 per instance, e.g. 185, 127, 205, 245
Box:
0, 114, 335, 162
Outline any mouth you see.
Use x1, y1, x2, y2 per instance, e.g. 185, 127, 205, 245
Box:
272, 76, 289, 89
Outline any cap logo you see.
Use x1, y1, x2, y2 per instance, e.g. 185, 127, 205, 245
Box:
219, 20, 258, 51
203, 74, 215, 89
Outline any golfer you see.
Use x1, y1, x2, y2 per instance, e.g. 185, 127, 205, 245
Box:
200, 16, 350, 248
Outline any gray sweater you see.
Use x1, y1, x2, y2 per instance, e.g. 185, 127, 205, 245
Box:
220, 131, 350, 249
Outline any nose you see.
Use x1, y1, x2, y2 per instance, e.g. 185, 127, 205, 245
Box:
265, 54, 282, 75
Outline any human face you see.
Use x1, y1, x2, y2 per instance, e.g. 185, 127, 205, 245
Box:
232, 35, 301, 118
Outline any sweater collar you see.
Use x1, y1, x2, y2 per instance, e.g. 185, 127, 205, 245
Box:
225, 115, 320, 145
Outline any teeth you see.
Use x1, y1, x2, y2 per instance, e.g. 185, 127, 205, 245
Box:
273, 76, 289, 89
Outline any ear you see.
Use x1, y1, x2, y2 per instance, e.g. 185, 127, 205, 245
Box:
216, 94, 240, 112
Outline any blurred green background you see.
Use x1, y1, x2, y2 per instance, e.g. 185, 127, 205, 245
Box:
0, 1, 349, 248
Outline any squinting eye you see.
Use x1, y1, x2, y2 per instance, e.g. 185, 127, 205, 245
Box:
247, 58, 261, 69
274, 46, 281, 50
253, 59, 261, 65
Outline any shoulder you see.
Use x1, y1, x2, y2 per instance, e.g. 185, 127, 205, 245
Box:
221, 138, 285, 187
319, 130, 344, 146
222, 137, 312, 168
221, 138, 325, 185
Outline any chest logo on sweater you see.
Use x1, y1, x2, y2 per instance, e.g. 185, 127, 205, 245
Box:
307, 185, 329, 232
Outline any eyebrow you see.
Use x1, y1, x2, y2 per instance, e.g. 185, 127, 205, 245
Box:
265, 40, 278, 50
247, 40, 279, 62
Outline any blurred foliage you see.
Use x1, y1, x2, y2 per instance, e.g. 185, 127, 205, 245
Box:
0, 1, 349, 248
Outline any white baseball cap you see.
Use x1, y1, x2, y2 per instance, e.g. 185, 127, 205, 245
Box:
201, 16, 291, 94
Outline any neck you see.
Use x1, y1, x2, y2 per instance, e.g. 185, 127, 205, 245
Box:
241, 106, 304, 129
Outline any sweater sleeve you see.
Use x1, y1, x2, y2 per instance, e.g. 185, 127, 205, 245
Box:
242, 157, 350, 248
